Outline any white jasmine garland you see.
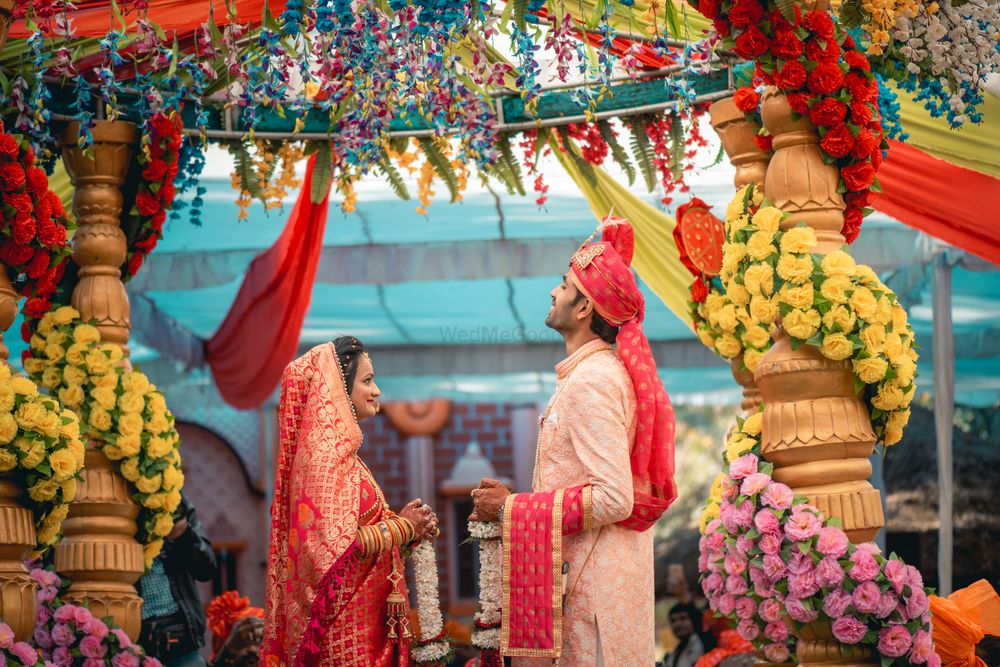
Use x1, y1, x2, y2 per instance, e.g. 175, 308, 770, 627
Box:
409, 540, 450, 663
469, 520, 502, 650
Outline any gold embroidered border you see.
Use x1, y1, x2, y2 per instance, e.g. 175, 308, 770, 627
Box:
500, 493, 517, 655
582, 486, 594, 532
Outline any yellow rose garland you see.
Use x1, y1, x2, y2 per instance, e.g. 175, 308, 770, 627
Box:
0, 363, 85, 554
26, 306, 186, 568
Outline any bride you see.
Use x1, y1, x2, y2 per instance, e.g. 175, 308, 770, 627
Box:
262, 337, 438, 667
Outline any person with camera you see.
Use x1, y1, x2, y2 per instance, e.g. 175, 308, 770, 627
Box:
138, 491, 217, 666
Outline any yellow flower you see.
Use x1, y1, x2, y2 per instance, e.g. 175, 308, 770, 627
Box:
162, 465, 184, 492
728, 283, 750, 306
58, 385, 85, 409
851, 287, 879, 322
119, 391, 145, 414
742, 412, 763, 436
854, 264, 880, 286
146, 436, 172, 459
893, 357, 917, 388
859, 324, 886, 355
821, 250, 857, 277
716, 304, 739, 333
152, 512, 175, 538
148, 393, 167, 414
101, 344, 124, 363
144, 492, 167, 510
875, 297, 893, 326
699, 502, 720, 534
92, 372, 119, 390
123, 372, 151, 396
38, 367, 60, 392
120, 457, 141, 483
92, 387, 118, 412
22, 358, 47, 376
854, 356, 889, 384
30, 335, 47, 352
715, 334, 742, 359
35, 409, 61, 439
779, 283, 815, 310
743, 348, 763, 372
61, 478, 78, 502
872, 383, 905, 411
45, 331, 68, 348
750, 186, 764, 206
72, 324, 101, 345
53, 306, 79, 325
136, 473, 163, 494
43, 345, 66, 365
744, 264, 775, 296
65, 343, 87, 366
726, 433, 756, 462
84, 352, 111, 376
29, 479, 60, 503
118, 434, 141, 458
777, 254, 814, 285
67, 438, 85, 467
749, 295, 779, 325
89, 408, 112, 433
15, 401, 47, 432
60, 411, 81, 440
823, 304, 857, 333
118, 413, 143, 438
784, 308, 822, 341
780, 227, 818, 254
0, 385, 12, 414
747, 231, 777, 261
705, 293, 726, 314
742, 325, 772, 350
722, 243, 747, 276
821, 333, 855, 361
0, 448, 16, 472
103, 445, 124, 461
887, 408, 911, 432
0, 414, 17, 445
697, 326, 716, 348
820, 275, 852, 305
144, 539, 165, 565
726, 188, 749, 220
37, 313, 56, 335
21, 442, 46, 469
11, 376, 38, 397
752, 206, 784, 234
164, 490, 182, 513
891, 304, 909, 332
883, 426, 904, 446
37, 521, 60, 546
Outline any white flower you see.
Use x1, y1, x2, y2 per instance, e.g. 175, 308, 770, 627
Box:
410, 541, 445, 643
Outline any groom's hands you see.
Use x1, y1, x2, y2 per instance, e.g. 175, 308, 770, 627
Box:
469, 478, 511, 522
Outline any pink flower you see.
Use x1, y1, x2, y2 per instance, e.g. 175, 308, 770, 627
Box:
705, 518, 722, 535
749, 565, 768, 590
855, 542, 881, 556
36, 606, 51, 626
144, 658, 164, 667
849, 551, 880, 582
787, 551, 813, 574
72, 606, 94, 627
726, 575, 749, 595
112, 652, 141, 667
732, 501, 754, 529
79, 635, 106, 659
735, 597, 757, 620
705, 532, 725, 553
789, 569, 820, 598
761, 482, 794, 510
832, 616, 868, 644
698, 550, 709, 572
741, 472, 772, 496
763, 643, 791, 663
30, 569, 60, 588
759, 533, 782, 555
53, 606, 76, 625
51, 624, 75, 647
878, 624, 913, 657
785, 508, 823, 541
909, 629, 934, 664
0, 623, 13, 649
823, 589, 853, 618
816, 527, 849, 558
721, 477, 739, 500
84, 659, 105, 667
52, 646, 72, 667
754, 509, 780, 535
729, 453, 758, 479
33, 627, 54, 650
764, 621, 789, 643
37, 586, 58, 604
786, 597, 818, 623
704, 572, 724, 596
736, 534, 756, 556
759, 599, 784, 623
737, 620, 760, 641
884, 559, 908, 593
725, 555, 747, 577
717, 594, 737, 615
816, 556, 845, 589
876, 592, 898, 619
852, 581, 882, 614
11, 642, 39, 665
904, 564, 925, 592
762, 554, 786, 582
906, 588, 930, 621
927, 652, 942, 667
82, 618, 108, 640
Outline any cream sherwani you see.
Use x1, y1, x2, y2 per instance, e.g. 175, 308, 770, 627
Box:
514, 338, 655, 666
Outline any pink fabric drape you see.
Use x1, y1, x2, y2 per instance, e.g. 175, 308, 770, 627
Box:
205, 156, 331, 409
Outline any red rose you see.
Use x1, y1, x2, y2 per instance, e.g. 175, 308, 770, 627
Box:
734, 87, 761, 113
809, 97, 848, 126
12, 214, 36, 246
844, 50, 871, 72
6, 192, 32, 215
842, 34, 857, 50
150, 113, 174, 137
142, 159, 168, 182
771, 29, 804, 60
803, 10, 835, 40
845, 72, 876, 103
808, 62, 845, 95
870, 147, 883, 170
850, 101, 874, 125
135, 190, 160, 217
754, 134, 774, 152
27, 167, 48, 193
20, 320, 32, 342
842, 206, 863, 244
37, 218, 59, 248
846, 191, 872, 209
841, 160, 876, 191
159, 181, 176, 204
775, 61, 807, 90
127, 252, 144, 277
21, 350, 31, 365
820, 123, 855, 158
0, 162, 26, 191
690, 277, 709, 303
26, 249, 50, 279
35, 196, 52, 222
0, 134, 19, 159
788, 92, 812, 115
712, 18, 732, 37
23, 296, 51, 318
729, 0, 764, 28
135, 234, 159, 252
851, 127, 880, 159
19, 146, 35, 168
734, 26, 770, 59
0, 239, 34, 266
151, 210, 167, 231
767, 4, 801, 29
805, 37, 841, 63
46, 191, 66, 219
698, 0, 719, 19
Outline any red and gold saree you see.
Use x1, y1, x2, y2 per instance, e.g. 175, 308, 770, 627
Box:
262, 343, 410, 667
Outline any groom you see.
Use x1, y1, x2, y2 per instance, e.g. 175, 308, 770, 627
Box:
471, 216, 678, 665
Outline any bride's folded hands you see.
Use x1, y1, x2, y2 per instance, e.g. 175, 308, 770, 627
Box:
399, 498, 439, 541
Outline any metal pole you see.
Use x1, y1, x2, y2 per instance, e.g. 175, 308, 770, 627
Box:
932, 253, 955, 596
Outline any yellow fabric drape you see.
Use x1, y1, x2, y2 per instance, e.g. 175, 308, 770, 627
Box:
49, 159, 74, 221
894, 83, 1000, 179
551, 140, 694, 327
556, 0, 711, 42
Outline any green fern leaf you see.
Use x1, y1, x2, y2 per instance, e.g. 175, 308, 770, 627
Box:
599, 120, 636, 186
311, 142, 333, 205
497, 134, 526, 196
669, 114, 685, 180
377, 157, 410, 201
628, 117, 657, 192
418, 138, 461, 203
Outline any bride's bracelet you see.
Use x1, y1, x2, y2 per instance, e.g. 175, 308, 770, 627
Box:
358, 516, 416, 555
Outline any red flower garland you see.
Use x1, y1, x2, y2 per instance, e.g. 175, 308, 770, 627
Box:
695, 0, 885, 243
0, 125, 74, 316
123, 110, 183, 279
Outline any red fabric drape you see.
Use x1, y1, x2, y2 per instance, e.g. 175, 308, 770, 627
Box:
874, 139, 1000, 266
205, 155, 331, 409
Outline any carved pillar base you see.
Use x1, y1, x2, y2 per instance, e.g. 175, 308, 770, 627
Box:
0, 475, 36, 642
732, 354, 763, 417
54, 448, 144, 639
797, 620, 877, 666
709, 97, 771, 190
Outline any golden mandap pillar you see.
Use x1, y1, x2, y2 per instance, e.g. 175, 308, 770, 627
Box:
53, 120, 145, 640
754, 87, 881, 667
